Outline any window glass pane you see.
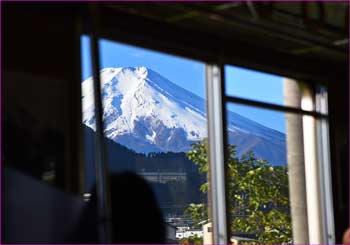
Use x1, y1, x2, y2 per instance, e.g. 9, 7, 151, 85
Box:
225, 103, 294, 244
225, 65, 301, 109
81, 37, 210, 244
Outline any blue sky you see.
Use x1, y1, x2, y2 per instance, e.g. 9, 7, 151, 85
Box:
81, 36, 285, 132
225, 66, 285, 132
81, 36, 206, 98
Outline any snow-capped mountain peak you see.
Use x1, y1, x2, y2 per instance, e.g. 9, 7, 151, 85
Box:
134, 66, 148, 79
82, 66, 208, 153
82, 66, 286, 165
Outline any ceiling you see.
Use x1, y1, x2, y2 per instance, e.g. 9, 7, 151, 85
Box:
105, 2, 348, 66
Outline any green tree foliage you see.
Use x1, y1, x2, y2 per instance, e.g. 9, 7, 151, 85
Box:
185, 140, 292, 244
184, 203, 208, 228
179, 234, 203, 245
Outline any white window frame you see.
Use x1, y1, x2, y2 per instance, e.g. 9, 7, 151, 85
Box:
206, 64, 335, 244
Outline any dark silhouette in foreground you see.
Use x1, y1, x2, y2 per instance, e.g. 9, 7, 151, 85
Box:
73, 172, 165, 244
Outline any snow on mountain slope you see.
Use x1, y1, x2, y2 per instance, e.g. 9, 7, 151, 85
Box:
82, 66, 286, 165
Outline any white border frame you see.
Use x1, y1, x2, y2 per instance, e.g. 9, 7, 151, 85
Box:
206, 64, 228, 244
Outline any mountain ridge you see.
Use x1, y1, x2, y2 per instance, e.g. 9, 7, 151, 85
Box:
82, 66, 286, 165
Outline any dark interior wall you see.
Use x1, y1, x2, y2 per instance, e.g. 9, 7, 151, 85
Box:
2, 3, 83, 193
2, 167, 85, 243
1, 3, 349, 243
328, 69, 349, 243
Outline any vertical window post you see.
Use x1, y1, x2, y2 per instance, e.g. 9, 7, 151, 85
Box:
206, 64, 228, 244
315, 88, 335, 244
302, 86, 325, 244
88, 5, 112, 243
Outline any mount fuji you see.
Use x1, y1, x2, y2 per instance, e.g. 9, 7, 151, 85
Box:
82, 66, 286, 165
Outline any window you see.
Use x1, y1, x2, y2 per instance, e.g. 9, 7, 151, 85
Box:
220, 65, 333, 244
225, 102, 292, 244
81, 36, 209, 244
81, 36, 334, 244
